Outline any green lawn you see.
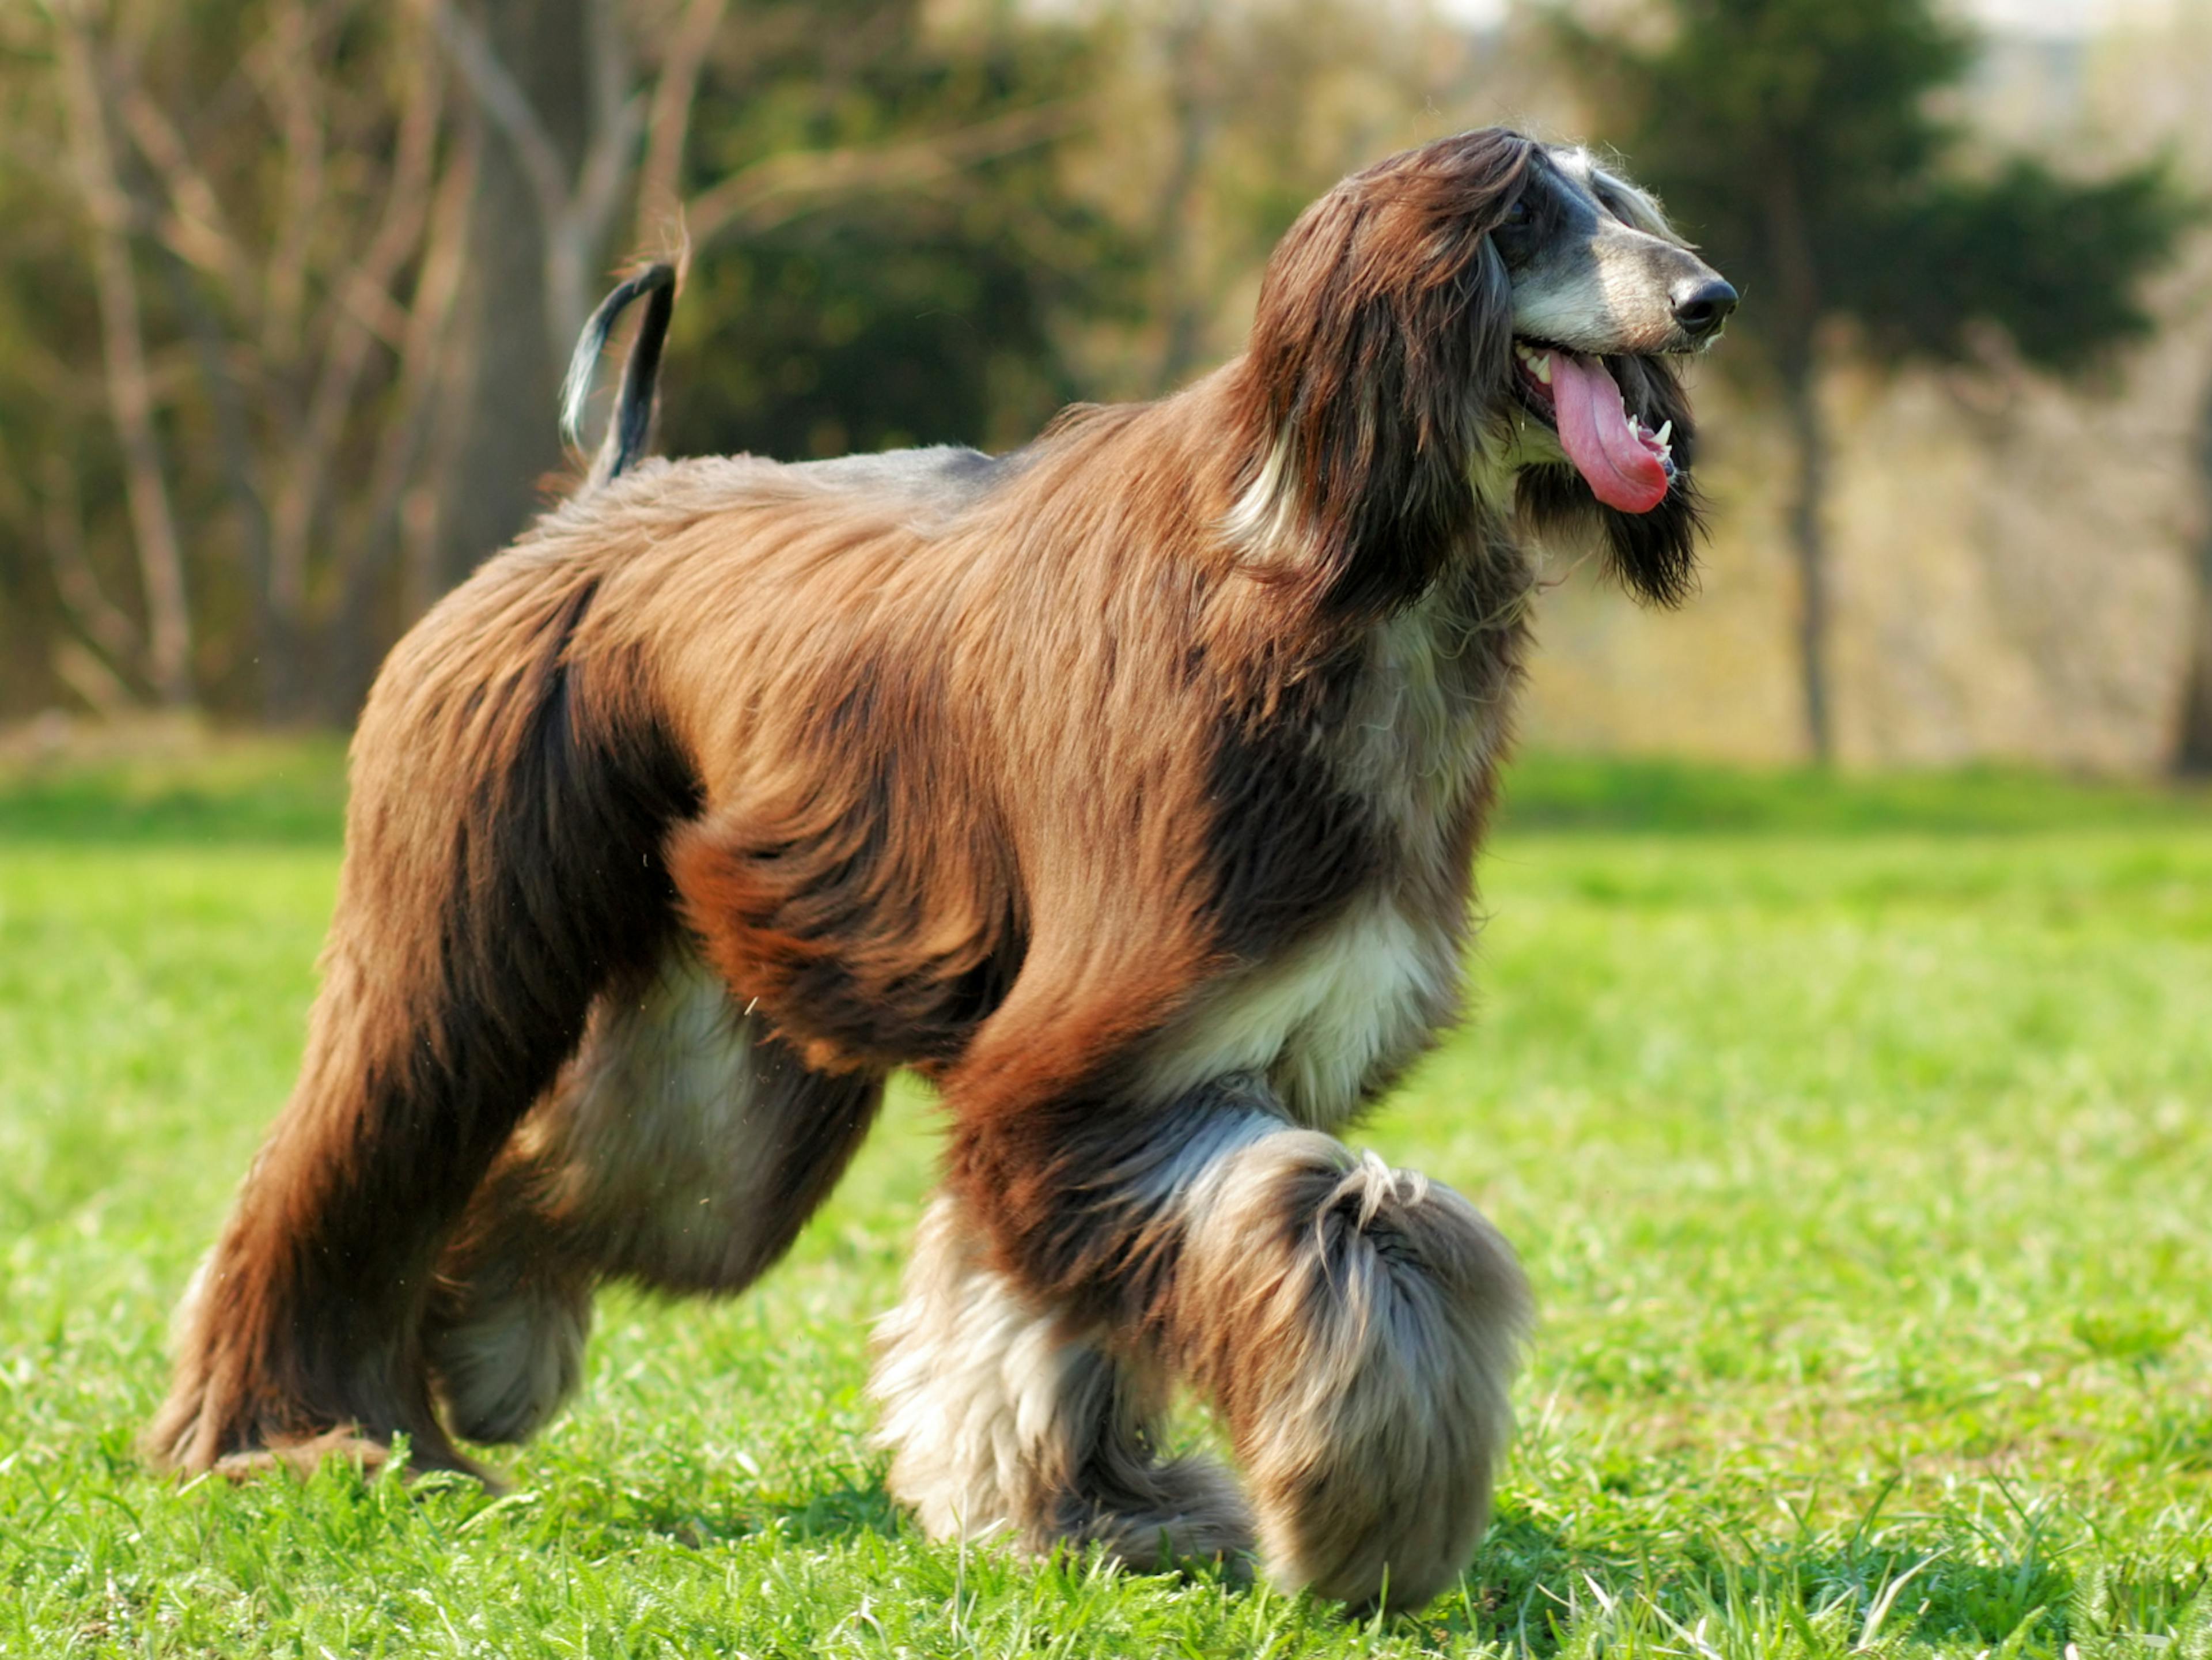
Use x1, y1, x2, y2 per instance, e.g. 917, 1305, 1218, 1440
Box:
2, 739, 2209, 1658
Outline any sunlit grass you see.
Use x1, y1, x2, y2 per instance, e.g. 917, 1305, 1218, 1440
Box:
2, 742, 2208, 1656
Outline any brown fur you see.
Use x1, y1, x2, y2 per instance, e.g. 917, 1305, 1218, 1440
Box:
151, 128, 1726, 1610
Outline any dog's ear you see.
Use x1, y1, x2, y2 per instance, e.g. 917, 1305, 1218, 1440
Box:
1228, 130, 1529, 617
1518, 354, 1704, 608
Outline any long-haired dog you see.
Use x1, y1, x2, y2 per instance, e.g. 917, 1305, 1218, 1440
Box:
150, 128, 1734, 1610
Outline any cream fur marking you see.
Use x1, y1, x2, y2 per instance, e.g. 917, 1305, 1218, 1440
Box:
1145, 897, 1457, 1128
870, 1102, 1528, 1608
1145, 578, 1516, 1130
1221, 431, 1302, 558
513, 951, 783, 1287
1335, 580, 1522, 857
1509, 226, 1692, 349
432, 948, 852, 1443
430, 1265, 592, 1447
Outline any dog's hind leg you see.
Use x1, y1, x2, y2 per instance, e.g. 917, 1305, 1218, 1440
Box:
146, 564, 696, 1480
427, 947, 885, 1445
870, 1190, 1254, 1573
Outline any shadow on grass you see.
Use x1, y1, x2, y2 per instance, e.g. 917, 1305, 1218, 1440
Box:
1416, 1511, 2130, 1657
610, 1470, 906, 1553
361, 1460, 2206, 1653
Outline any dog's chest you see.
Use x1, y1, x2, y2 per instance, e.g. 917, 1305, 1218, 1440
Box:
1149, 575, 1526, 1128
1332, 585, 1517, 861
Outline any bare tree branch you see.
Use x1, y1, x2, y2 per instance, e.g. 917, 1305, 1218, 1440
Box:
635, 0, 728, 243
552, 0, 644, 348
430, 0, 642, 354
40, 449, 143, 673
428, 0, 574, 260
116, 84, 253, 293
54, 2, 194, 706
53, 639, 138, 716
329, 118, 480, 708
683, 101, 1086, 254
251, 0, 332, 369
269, 9, 446, 648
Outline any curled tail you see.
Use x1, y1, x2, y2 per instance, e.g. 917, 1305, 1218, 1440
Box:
560, 262, 679, 490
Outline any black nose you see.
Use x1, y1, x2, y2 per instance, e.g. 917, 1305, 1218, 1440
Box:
1671, 276, 1738, 339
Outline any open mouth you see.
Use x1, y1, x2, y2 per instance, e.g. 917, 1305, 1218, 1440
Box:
1511, 340, 1676, 515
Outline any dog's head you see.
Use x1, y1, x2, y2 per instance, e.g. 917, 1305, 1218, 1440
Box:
1498, 144, 1732, 606
1237, 128, 1734, 610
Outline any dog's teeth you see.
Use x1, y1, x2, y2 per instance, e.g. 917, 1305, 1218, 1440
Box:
1533, 352, 1552, 384
1654, 420, 1673, 446
1627, 415, 1643, 436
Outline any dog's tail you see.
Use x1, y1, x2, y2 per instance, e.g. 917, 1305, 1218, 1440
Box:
559, 262, 679, 491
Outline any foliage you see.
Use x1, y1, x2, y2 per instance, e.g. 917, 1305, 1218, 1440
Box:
1558, 0, 2192, 377
662, 0, 1135, 460
0, 0, 1132, 719
1858, 158, 2196, 375
4, 750, 2211, 1654
1554, 0, 2198, 765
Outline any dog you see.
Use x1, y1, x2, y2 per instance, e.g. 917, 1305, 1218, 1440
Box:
149, 127, 1733, 1611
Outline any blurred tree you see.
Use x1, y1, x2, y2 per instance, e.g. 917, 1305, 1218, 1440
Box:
2182, 392, 2212, 774
1556, 0, 2194, 763
0, 0, 1125, 722
653, 0, 1130, 460
1086, 0, 1494, 404
10, 0, 461, 718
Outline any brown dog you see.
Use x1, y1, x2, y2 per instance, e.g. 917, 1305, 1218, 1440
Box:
151, 127, 1733, 1610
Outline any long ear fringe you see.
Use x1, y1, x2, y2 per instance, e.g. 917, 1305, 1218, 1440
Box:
1227, 131, 1534, 617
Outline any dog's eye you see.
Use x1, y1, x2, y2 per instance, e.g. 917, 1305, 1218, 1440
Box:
1499, 199, 1531, 229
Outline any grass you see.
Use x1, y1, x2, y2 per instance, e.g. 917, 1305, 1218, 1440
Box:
2, 735, 2209, 1657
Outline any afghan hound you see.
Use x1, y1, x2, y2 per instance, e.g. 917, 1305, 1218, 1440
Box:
150, 127, 1734, 1611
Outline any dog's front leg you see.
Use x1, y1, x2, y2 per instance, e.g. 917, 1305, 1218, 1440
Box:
938, 1068, 1531, 1611
869, 1188, 1253, 1572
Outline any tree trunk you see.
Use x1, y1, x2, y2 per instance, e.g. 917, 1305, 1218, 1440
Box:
1765, 162, 1831, 764
1146, 7, 1217, 397
2175, 380, 2212, 773
429, 0, 596, 599
1782, 356, 1835, 766
158, 247, 282, 720
2179, 611, 2212, 774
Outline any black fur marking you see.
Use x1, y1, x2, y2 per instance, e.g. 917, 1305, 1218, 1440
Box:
560, 264, 679, 490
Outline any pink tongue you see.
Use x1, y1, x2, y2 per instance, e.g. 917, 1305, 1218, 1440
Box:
1548, 351, 1669, 513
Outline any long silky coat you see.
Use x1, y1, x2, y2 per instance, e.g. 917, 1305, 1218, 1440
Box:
151, 127, 1732, 1611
